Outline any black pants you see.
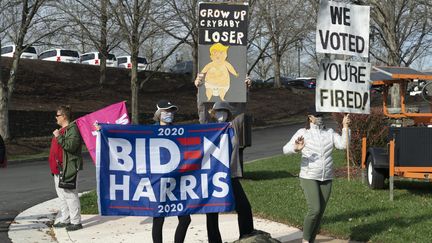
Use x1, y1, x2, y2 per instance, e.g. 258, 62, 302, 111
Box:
152, 215, 191, 243
206, 178, 254, 242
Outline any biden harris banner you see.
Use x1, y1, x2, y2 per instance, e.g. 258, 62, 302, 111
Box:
96, 123, 235, 217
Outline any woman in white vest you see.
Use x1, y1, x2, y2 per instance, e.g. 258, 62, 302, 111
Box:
283, 111, 350, 243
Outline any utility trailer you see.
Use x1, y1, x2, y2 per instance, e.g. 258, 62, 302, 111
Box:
361, 67, 432, 200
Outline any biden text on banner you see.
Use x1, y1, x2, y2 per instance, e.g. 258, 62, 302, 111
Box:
96, 123, 235, 217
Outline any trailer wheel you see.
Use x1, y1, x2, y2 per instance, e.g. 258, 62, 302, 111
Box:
367, 156, 385, 189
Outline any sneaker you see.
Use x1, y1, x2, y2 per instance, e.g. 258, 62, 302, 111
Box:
53, 222, 70, 228
66, 223, 83, 231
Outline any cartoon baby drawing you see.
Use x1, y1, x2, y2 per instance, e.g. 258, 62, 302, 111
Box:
201, 43, 238, 101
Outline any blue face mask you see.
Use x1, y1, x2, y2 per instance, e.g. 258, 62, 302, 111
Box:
161, 111, 174, 123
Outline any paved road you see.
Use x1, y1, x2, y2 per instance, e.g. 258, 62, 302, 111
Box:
0, 122, 335, 242
0, 154, 96, 243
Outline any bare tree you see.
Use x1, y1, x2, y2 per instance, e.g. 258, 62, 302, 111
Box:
0, 0, 63, 139
108, 0, 160, 124
258, 0, 314, 88
56, 0, 121, 86
366, 0, 432, 107
159, 0, 199, 80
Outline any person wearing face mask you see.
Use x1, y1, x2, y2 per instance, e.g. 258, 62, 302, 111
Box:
205, 101, 254, 243
282, 109, 350, 243
152, 100, 191, 243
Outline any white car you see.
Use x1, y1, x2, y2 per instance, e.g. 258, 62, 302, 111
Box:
117, 56, 147, 70
1, 44, 38, 59
38, 49, 80, 63
80, 52, 117, 67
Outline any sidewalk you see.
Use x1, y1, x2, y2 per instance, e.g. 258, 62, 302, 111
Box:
8, 196, 359, 243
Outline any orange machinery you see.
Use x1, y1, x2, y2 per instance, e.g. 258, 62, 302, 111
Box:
361, 66, 432, 200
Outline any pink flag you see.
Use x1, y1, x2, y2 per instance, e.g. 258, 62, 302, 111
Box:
76, 101, 129, 163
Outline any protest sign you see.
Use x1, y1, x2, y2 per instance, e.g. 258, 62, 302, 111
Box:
316, 0, 370, 57
76, 101, 129, 163
96, 123, 235, 217
198, 2, 248, 103
315, 59, 371, 114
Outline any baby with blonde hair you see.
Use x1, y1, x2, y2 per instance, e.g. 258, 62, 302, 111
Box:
201, 43, 238, 100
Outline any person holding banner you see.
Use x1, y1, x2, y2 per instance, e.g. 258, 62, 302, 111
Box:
205, 101, 254, 242
49, 105, 83, 231
151, 100, 191, 243
282, 111, 350, 243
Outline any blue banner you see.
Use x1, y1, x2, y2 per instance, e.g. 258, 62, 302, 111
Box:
96, 123, 235, 217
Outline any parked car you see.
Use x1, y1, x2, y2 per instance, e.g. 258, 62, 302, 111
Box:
1, 44, 38, 59
80, 52, 117, 67
296, 77, 316, 89
264, 76, 299, 87
117, 56, 148, 70
170, 61, 193, 74
39, 49, 80, 63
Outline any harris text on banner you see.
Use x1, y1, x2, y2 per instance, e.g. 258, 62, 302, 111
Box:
96, 123, 235, 217
76, 101, 129, 163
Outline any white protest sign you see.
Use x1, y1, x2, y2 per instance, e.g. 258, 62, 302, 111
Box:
316, 0, 370, 57
316, 59, 371, 114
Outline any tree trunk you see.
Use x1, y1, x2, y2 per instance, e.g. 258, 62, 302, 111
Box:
99, 57, 107, 87
273, 54, 281, 88
388, 51, 401, 108
192, 42, 198, 81
99, 0, 108, 86
0, 41, 10, 140
0, 92, 10, 140
131, 53, 139, 124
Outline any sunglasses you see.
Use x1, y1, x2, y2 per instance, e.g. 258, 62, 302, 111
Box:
55, 114, 63, 117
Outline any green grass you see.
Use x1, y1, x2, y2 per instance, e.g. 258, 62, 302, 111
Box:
242, 150, 432, 243
80, 150, 432, 242
80, 190, 99, 214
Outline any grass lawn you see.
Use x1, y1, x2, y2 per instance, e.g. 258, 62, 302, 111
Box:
80, 150, 432, 242
242, 151, 432, 242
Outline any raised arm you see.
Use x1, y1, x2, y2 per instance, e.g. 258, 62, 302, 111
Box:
333, 114, 351, 149
332, 128, 350, 150
283, 129, 305, 155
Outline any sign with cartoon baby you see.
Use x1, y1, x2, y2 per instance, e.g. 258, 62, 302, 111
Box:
198, 2, 248, 103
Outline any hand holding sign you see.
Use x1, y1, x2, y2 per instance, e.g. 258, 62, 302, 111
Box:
342, 114, 351, 128
195, 73, 205, 88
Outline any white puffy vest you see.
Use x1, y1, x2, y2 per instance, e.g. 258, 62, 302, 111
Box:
283, 124, 349, 181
